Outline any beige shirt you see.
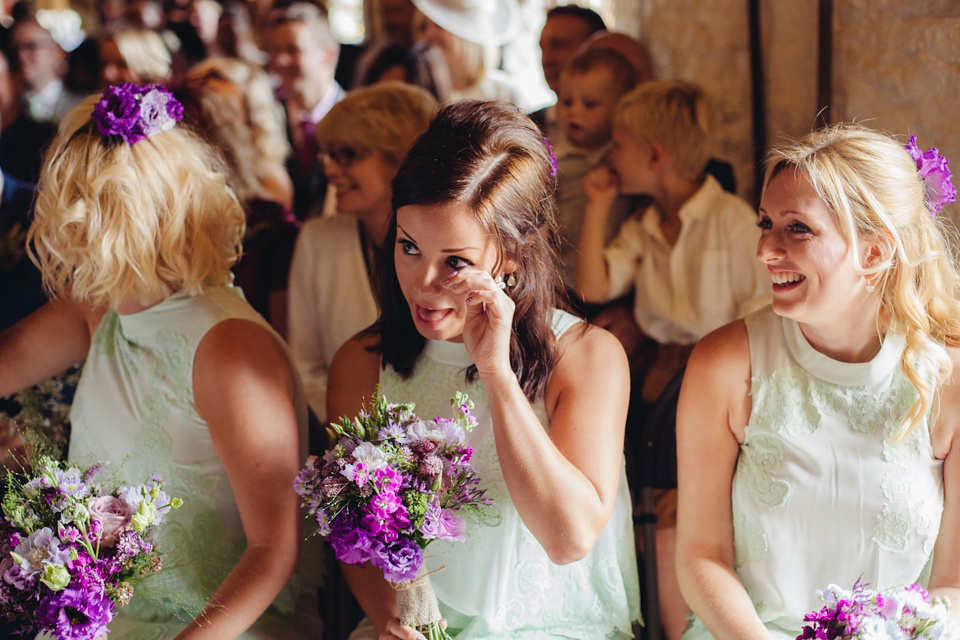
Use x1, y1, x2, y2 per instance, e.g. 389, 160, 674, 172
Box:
605, 174, 771, 345
286, 215, 378, 422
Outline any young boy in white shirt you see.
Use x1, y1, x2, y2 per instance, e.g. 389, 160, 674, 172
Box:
576, 79, 770, 640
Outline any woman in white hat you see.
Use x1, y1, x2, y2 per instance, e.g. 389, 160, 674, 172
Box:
410, 0, 521, 104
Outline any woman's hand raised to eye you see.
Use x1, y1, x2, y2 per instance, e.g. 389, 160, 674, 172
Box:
443, 267, 517, 381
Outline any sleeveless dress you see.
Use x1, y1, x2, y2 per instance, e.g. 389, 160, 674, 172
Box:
683, 307, 944, 639
67, 286, 322, 640
350, 309, 641, 639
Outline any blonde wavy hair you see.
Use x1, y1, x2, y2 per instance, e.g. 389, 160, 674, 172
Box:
315, 81, 437, 166
614, 79, 714, 182
29, 93, 245, 310
764, 123, 960, 438
183, 57, 291, 203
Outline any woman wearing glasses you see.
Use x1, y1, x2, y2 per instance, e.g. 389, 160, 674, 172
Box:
286, 81, 437, 424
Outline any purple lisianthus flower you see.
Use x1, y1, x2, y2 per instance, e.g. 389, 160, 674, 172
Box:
138, 86, 181, 137
93, 83, 142, 143
329, 518, 384, 565
92, 82, 184, 146
372, 537, 422, 584
37, 584, 114, 640
906, 135, 957, 216
420, 501, 466, 542
433, 509, 465, 542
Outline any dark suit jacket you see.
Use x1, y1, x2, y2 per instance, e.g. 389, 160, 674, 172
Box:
283, 83, 346, 220
0, 173, 45, 331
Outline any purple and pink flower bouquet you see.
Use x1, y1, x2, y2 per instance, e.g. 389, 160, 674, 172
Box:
294, 391, 491, 640
0, 455, 182, 639
798, 579, 959, 639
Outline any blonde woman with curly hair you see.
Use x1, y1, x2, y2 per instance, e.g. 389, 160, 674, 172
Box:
183, 57, 298, 337
676, 123, 960, 639
0, 87, 319, 638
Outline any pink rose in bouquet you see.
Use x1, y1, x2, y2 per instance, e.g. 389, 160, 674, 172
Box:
87, 496, 133, 547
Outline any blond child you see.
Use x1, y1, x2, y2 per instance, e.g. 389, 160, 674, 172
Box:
553, 47, 637, 291
576, 79, 769, 640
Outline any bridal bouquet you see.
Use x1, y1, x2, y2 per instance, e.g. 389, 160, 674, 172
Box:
0, 456, 182, 639
295, 391, 490, 640
797, 579, 959, 639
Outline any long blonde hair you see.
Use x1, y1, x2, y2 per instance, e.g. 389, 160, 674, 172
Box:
29, 93, 245, 309
764, 123, 960, 437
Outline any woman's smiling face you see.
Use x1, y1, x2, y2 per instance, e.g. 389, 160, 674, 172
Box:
756, 167, 870, 329
394, 200, 503, 342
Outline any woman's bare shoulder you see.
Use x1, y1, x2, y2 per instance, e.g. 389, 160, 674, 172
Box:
328, 331, 382, 420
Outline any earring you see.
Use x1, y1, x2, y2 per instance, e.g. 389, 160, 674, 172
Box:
866, 281, 876, 293
495, 275, 506, 290
505, 273, 517, 288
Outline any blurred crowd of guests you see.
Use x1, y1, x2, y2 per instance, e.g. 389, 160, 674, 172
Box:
0, 3, 752, 637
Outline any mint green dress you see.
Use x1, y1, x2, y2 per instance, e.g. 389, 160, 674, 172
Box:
68, 286, 321, 639
350, 309, 642, 640
684, 307, 944, 639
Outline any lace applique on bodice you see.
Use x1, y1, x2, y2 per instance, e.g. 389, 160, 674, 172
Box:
693, 307, 944, 639
379, 310, 641, 639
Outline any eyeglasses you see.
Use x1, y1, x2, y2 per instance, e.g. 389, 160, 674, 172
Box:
319, 146, 367, 169
12, 40, 58, 54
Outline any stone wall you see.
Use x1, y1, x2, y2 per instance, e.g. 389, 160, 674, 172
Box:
612, 0, 960, 222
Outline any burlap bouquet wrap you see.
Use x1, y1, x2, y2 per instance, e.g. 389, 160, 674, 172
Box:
394, 566, 444, 631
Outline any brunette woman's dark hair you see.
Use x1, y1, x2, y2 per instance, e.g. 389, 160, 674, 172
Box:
371, 100, 565, 400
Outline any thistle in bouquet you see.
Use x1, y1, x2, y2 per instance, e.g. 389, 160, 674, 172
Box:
798, 579, 959, 639
295, 391, 492, 640
0, 455, 183, 639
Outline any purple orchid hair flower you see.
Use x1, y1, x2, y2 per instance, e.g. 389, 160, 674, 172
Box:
544, 137, 558, 177
905, 135, 957, 217
92, 83, 184, 146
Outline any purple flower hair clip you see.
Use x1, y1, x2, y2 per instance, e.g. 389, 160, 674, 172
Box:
92, 83, 184, 146
543, 136, 558, 178
905, 135, 956, 217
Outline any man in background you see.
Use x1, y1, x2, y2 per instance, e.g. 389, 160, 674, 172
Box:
10, 16, 83, 125
529, 4, 605, 134
266, 1, 343, 220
